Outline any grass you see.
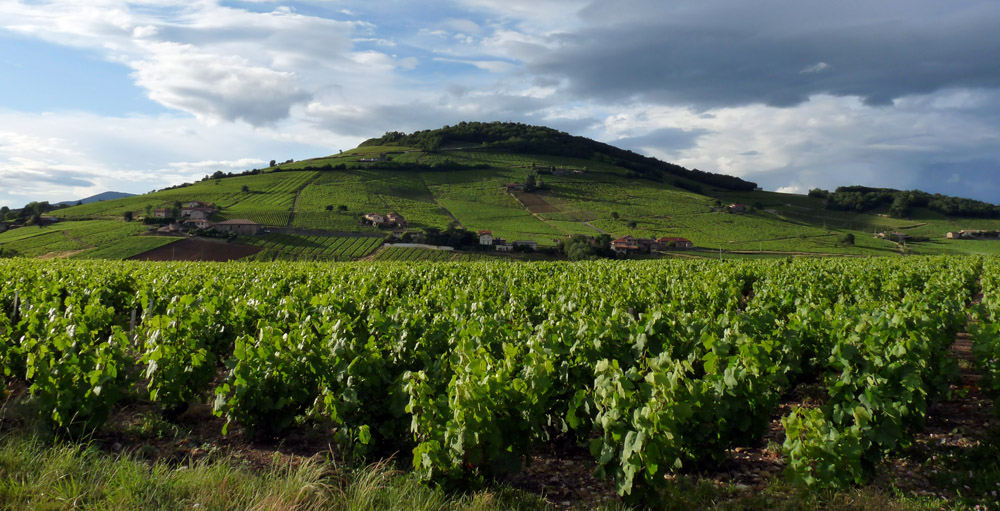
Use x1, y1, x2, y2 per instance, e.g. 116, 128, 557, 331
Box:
0, 433, 563, 511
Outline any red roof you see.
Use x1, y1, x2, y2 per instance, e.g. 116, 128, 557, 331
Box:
478, 230, 492, 235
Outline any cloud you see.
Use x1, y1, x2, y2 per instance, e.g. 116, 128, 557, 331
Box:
776, 185, 804, 194
525, 0, 1000, 108
614, 127, 711, 153
130, 42, 311, 125
0, 110, 350, 207
433, 57, 515, 73
0, 1, 359, 125
800, 62, 831, 74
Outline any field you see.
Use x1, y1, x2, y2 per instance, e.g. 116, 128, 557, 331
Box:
2, 256, 999, 509
240, 232, 385, 261
0, 220, 168, 259
372, 246, 495, 262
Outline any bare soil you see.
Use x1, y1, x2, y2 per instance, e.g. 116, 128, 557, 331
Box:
514, 193, 560, 214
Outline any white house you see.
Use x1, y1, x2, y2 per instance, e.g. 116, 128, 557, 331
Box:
478, 230, 494, 246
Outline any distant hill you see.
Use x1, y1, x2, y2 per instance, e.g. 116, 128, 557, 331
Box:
58, 191, 136, 206
360, 121, 758, 191
6, 122, 1000, 261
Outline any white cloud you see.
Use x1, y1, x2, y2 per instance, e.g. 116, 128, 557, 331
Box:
776, 185, 804, 194
0, 109, 355, 207
800, 62, 831, 74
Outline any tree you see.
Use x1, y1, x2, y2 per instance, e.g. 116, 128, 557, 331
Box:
145, 205, 153, 217
241, 185, 250, 193
611, 211, 620, 220
211, 170, 226, 180
75, 200, 83, 206
123, 211, 134, 222
269, 160, 277, 167
338, 205, 348, 212
325, 205, 334, 212
627, 221, 637, 228
525, 172, 537, 192
839, 233, 855, 246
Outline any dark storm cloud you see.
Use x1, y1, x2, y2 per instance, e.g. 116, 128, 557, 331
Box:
528, 0, 1000, 108
614, 127, 710, 152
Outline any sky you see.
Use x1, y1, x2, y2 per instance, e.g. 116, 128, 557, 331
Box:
2, 0, 1000, 208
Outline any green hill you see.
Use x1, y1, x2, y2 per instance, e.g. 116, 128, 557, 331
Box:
6, 122, 1000, 261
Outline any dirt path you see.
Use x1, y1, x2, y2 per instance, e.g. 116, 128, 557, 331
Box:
417, 174, 464, 228
583, 221, 607, 234
287, 172, 323, 227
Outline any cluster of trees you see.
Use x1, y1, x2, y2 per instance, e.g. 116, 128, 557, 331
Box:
1, 201, 61, 225
559, 234, 615, 260
816, 186, 1000, 218
360, 121, 758, 190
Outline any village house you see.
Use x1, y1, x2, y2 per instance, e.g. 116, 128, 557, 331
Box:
512, 240, 538, 251
478, 230, 494, 246
186, 201, 214, 208
610, 236, 654, 253
363, 212, 386, 225
495, 243, 513, 252
358, 153, 389, 163
182, 218, 212, 230
363, 212, 406, 228
386, 212, 406, 227
654, 237, 694, 250
949, 229, 1000, 240
727, 203, 748, 214
153, 208, 171, 218
212, 219, 262, 236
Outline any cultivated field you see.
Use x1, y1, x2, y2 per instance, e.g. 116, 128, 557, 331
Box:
2, 257, 999, 509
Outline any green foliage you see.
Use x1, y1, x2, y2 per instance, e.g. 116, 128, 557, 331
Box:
0, 255, 985, 499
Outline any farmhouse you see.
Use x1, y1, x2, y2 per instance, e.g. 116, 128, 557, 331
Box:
363, 212, 406, 227
153, 208, 171, 218
727, 203, 748, 214
181, 205, 215, 220
654, 237, 694, 250
386, 212, 406, 226
363, 212, 386, 225
478, 230, 494, 246
948, 229, 1000, 240
496, 243, 513, 252
512, 240, 538, 251
611, 236, 655, 253
358, 153, 389, 163
183, 218, 212, 229
213, 219, 262, 236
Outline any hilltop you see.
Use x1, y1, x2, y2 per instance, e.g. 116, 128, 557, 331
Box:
4, 122, 1000, 261
56, 191, 137, 207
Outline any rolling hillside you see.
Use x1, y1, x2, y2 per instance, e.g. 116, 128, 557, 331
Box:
6, 122, 1000, 261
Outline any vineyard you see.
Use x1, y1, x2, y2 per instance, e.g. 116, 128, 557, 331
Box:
373, 246, 495, 262
240, 233, 385, 261
1, 257, 998, 506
